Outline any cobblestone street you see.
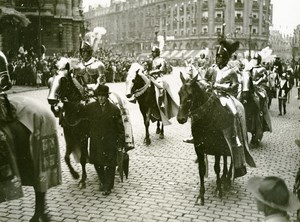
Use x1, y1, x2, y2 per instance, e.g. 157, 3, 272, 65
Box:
1, 82, 300, 222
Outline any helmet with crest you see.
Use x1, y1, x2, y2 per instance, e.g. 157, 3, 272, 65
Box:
216, 39, 240, 68
80, 27, 107, 59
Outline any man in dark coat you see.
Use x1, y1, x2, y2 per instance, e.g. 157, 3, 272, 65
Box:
78, 84, 125, 195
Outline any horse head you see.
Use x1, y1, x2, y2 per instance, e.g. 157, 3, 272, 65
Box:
177, 72, 203, 124
240, 69, 254, 103
0, 51, 12, 91
125, 62, 148, 99
47, 57, 84, 106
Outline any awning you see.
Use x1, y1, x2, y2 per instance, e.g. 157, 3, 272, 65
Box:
168, 50, 179, 58
0, 6, 31, 27
173, 50, 188, 58
183, 50, 195, 58
160, 50, 170, 58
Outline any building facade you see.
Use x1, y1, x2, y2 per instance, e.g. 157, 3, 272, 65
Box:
0, 0, 83, 56
292, 25, 300, 60
269, 29, 293, 60
85, 0, 272, 57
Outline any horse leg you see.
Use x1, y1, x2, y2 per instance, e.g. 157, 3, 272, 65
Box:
195, 148, 206, 205
64, 144, 79, 179
30, 190, 49, 222
144, 113, 151, 145
224, 157, 233, 190
214, 155, 222, 199
159, 123, 164, 139
78, 136, 88, 189
64, 128, 79, 179
156, 121, 161, 134
221, 155, 228, 188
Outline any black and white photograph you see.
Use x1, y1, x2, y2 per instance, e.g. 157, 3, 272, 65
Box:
1, 0, 300, 221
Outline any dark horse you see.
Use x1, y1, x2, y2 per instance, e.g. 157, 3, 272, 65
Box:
47, 64, 89, 189
177, 73, 255, 205
125, 63, 163, 145
0, 51, 61, 221
240, 70, 272, 146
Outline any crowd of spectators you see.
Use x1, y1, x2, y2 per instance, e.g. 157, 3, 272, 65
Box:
5, 47, 142, 87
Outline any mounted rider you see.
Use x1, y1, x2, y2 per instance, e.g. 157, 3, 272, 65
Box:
74, 28, 106, 89
205, 39, 241, 135
148, 45, 167, 110
247, 52, 272, 132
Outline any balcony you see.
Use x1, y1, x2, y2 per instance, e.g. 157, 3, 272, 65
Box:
235, 17, 243, 23
252, 17, 259, 24
214, 17, 223, 23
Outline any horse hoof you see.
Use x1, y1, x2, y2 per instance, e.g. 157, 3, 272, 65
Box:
78, 181, 86, 189
159, 134, 164, 139
30, 213, 50, 222
144, 138, 151, 145
156, 128, 161, 134
200, 199, 204, 206
71, 171, 80, 180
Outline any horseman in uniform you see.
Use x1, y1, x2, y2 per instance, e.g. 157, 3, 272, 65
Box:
73, 28, 135, 151
203, 39, 252, 177
74, 31, 106, 88
248, 53, 272, 133
147, 33, 179, 126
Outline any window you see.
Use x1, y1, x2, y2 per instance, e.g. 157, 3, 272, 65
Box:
202, 26, 208, 33
181, 30, 184, 36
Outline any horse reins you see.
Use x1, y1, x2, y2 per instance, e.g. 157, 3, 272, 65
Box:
133, 73, 151, 98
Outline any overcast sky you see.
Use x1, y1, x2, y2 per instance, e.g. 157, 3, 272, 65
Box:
83, 0, 300, 35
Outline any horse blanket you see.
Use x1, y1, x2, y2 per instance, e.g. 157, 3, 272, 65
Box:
0, 96, 61, 202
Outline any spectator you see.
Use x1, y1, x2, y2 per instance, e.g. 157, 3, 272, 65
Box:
70, 84, 125, 196
247, 176, 300, 222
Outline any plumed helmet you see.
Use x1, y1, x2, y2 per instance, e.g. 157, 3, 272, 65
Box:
216, 39, 240, 60
253, 52, 262, 65
80, 41, 93, 56
151, 46, 160, 56
0, 51, 8, 71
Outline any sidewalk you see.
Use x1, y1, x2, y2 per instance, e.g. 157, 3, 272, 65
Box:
6, 85, 48, 94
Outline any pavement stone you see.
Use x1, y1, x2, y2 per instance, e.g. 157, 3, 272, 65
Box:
1, 79, 300, 221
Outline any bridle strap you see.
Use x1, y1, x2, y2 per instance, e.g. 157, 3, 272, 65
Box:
189, 92, 216, 118
0, 71, 9, 76
133, 72, 151, 98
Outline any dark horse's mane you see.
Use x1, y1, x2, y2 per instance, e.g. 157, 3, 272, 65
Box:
132, 71, 160, 119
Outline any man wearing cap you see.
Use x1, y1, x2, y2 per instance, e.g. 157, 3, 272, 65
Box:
248, 176, 300, 221
72, 84, 125, 195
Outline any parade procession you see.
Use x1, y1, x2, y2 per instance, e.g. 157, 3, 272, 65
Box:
2, 0, 300, 221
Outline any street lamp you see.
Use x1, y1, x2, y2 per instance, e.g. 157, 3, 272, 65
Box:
248, 15, 252, 61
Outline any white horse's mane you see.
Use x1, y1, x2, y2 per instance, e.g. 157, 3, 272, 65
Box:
56, 57, 81, 70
